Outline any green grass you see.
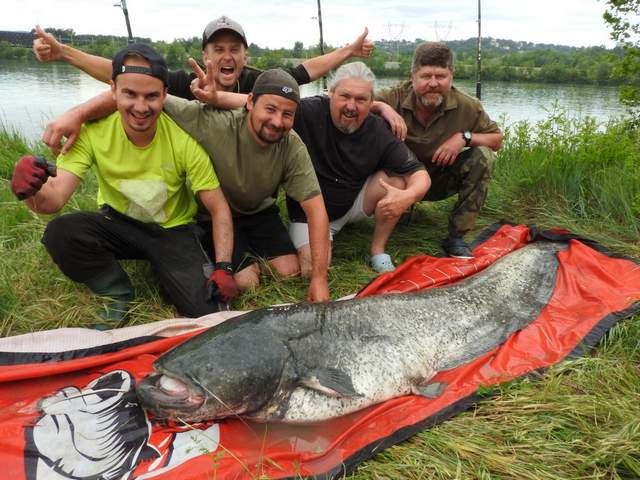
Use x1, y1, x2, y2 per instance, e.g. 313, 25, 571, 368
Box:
0, 114, 639, 479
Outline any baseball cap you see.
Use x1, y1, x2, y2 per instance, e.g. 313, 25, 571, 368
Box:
202, 16, 248, 49
111, 43, 168, 86
252, 69, 300, 104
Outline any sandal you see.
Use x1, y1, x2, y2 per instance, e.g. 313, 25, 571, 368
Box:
369, 253, 396, 273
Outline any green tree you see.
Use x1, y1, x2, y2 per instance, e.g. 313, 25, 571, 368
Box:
603, 0, 640, 114
292, 41, 304, 58
253, 50, 285, 70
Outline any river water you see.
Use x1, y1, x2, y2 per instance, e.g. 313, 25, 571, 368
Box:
0, 60, 628, 142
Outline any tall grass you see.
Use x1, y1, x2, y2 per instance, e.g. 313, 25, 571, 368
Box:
486, 113, 640, 249
0, 115, 638, 478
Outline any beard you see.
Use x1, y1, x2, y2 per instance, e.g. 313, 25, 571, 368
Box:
125, 108, 155, 132
333, 109, 361, 134
257, 122, 285, 144
333, 121, 359, 134
418, 93, 444, 108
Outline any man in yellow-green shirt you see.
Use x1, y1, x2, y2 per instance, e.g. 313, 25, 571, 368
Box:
10, 44, 235, 324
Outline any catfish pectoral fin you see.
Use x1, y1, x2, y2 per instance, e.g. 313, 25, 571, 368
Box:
300, 367, 362, 398
413, 381, 447, 399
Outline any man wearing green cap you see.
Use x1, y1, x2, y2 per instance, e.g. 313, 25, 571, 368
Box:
43, 68, 330, 303
163, 68, 330, 302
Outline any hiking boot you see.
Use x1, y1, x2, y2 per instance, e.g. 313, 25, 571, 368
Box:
442, 236, 473, 259
84, 263, 135, 329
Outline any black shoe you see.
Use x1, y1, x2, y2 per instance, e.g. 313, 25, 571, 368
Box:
442, 236, 473, 259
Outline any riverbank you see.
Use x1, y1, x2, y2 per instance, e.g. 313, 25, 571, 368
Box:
0, 114, 638, 478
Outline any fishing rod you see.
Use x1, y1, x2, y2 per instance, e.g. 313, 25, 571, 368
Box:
476, 0, 482, 99
316, 0, 327, 90
114, 0, 134, 43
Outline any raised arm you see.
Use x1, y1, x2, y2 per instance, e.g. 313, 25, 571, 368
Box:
33, 25, 113, 83
42, 91, 117, 156
301, 27, 374, 81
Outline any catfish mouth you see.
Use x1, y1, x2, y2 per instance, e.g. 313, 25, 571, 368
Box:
136, 373, 205, 416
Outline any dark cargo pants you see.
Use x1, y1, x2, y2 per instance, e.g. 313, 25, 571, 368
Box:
41, 206, 219, 318
423, 146, 497, 237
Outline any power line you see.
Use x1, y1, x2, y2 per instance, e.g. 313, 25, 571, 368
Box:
434, 20, 453, 41
386, 21, 405, 60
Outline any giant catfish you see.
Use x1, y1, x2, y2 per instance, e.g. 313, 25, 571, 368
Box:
137, 242, 563, 423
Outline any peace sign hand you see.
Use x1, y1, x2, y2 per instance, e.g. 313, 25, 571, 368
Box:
188, 57, 220, 105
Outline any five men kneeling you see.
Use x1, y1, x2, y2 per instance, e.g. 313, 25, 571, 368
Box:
11, 34, 502, 323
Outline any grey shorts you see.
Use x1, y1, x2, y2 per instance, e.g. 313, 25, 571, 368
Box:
289, 177, 373, 249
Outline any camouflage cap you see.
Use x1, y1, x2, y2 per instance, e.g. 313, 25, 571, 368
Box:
251, 69, 300, 104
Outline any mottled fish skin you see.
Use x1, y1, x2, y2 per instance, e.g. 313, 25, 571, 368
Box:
138, 242, 563, 423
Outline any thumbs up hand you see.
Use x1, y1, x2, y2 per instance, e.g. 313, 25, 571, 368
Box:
376, 178, 413, 219
33, 24, 63, 62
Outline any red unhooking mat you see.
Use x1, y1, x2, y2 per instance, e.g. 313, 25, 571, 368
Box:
0, 224, 638, 479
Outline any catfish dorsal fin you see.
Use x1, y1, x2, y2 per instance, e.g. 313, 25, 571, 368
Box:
299, 367, 361, 398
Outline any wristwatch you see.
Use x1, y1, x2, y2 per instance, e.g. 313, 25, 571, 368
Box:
462, 130, 472, 147
214, 262, 234, 273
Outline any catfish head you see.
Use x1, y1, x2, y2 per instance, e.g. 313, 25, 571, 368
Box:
136, 324, 289, 422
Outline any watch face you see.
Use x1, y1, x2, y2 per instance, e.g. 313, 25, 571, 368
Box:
463, 131, 472, 141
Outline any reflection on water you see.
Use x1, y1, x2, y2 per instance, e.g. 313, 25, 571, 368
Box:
451, 79, 626, 128
0, 61, 108, 140
0, 60, 628, 141
303, 77, 627, 129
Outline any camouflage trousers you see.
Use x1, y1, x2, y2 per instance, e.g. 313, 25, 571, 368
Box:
423, 146, 497, 237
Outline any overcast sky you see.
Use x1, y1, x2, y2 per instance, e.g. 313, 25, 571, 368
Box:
2, 0, 616, 49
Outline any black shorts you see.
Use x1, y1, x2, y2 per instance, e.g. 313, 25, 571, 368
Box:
199, 204, 296, 271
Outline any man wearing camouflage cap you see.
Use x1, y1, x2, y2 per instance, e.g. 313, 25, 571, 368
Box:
163, 68, 330, 302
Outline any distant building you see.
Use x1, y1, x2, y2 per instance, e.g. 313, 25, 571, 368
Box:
0, 31, 33, 47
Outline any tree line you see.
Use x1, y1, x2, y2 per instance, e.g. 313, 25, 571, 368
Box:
603, 0, 639, 119
0, 27, 635, 86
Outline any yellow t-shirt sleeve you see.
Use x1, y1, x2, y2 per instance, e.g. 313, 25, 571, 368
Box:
184, 138, 220, 194
56, 124, 95, 179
